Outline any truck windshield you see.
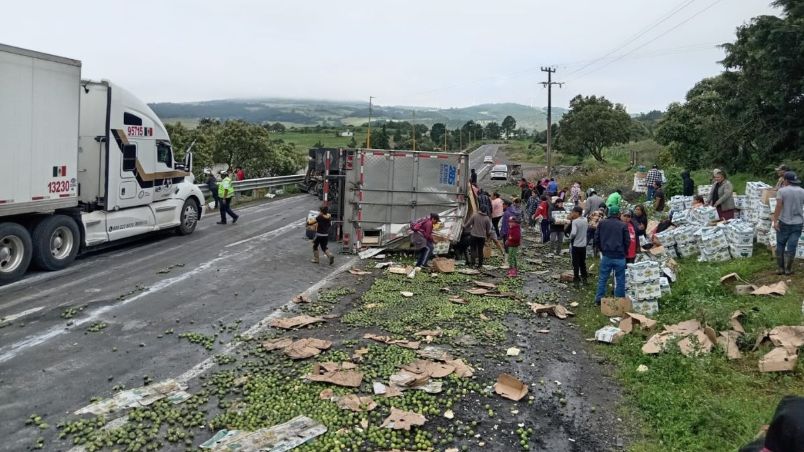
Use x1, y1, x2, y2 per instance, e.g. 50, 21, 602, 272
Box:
156, 141, 173, 168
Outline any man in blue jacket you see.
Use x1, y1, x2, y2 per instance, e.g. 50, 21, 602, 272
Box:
593, 204, 630, 305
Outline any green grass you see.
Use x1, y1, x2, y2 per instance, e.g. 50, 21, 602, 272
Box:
574, 249, 804, 451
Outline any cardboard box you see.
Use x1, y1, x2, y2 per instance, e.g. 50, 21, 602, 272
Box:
625, 261, 662, 283
729, 244, 754, 259
632, 282, 662, 301
595, 326, 625, 344
761, 188, 777, 206
700, 247, 731, 262
630, 300, 659, 316
601, 297, 633, 317
654, 230, 676, 247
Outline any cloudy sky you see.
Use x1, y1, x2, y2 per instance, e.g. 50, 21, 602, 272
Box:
2, 0, 778, 113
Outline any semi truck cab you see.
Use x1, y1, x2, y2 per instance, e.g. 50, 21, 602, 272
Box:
0, 44, 204, 284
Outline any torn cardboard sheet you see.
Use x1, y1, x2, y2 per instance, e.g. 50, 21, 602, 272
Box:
200, 415, 326, 451
388, 265, 413, 275
332, 395, 377, 412
75, 379, 187, 416
720, 272, 749, 285
768, 326, 804, 349
403, 359, 456, 378
619, 312, 657, 334
642, 319, 704, 355
349, 268, 372, 276
729, 311, 746, 334
677, 330, 715, 357
307, 362, 363, 387
262, 338, 294, 351
292, 294, 310, 303
446, 358, 474, 378
375, 262, 394, 269
717, 331, 743, 360
282, 338, 333, 359
759, 347, 798, 373
417, 346, 454, 362
372, 382, 403, 398
465, 288, 490, 295
270, 315, 325, 330
359, 248, 386, 260
381, 408, 427, 430
363, 333, 420, 349
494, 374, 529, 401
752, 281, 788, 296
448, 296, 467, 304
457, 268, 481, 275
400, 291, 414, 298
527, 303, 574, 319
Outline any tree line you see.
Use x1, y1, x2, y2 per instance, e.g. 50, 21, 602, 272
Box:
166, 119, 305, 178
548, 0, 802, 172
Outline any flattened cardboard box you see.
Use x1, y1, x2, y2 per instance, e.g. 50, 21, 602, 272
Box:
759, 347, 798, 373
595, 326, 625, 344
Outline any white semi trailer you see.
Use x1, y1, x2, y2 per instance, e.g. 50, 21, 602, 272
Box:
0, 44, 204, 284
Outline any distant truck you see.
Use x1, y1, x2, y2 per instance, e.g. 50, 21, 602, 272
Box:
0, 44, 204, 284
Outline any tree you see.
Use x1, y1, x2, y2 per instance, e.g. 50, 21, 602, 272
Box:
372, 125, 390, 149
392, 128, 402, 142
430, 123, 446, 146
557, 95, 631, 162
268, 122, 286, 133
501, 116, 517, 136
655, 1, 803, 172
484, 122, 501, 139
348, 136, 357, 148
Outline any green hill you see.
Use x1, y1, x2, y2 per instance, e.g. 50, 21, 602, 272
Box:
150, 98, 564, 131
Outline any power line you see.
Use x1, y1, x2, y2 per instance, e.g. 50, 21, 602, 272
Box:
562, 0, 698, 78
567, 0, 725, 83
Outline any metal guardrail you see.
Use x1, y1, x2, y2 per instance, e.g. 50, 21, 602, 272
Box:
197, 175, 305, 197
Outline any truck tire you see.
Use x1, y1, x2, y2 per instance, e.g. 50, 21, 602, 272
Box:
177, 198, 199, 235
31, 215, 80, 271
0, 222, 33, 284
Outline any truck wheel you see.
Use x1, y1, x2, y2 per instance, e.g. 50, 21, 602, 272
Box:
31, 215, 80, 271
177, 199, 199, 235
0, 223, 32, 284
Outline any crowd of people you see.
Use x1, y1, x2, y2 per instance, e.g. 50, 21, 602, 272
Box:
457, 162, 804, 304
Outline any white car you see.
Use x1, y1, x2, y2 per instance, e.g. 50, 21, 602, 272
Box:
483, 155, 494, 164
490, 164, 509, 181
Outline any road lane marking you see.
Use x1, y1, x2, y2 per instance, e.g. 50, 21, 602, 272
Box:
0, 255, 229, 364
1, 306, 45, 323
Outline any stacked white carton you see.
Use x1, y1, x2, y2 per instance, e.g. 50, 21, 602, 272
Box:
698, 226, 731, 262
673, 224, 701, 258
625, 260, 662, 316
725, 219, 755, 258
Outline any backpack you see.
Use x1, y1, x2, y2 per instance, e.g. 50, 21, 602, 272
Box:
410, 217, 428, 233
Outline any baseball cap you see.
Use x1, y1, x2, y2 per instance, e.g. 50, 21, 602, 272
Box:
776, 164, 790, 171
784, 171, 801, 184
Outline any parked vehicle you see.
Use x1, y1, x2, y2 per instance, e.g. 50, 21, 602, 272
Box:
490, 164, 509, 180
0, 44, 204, 284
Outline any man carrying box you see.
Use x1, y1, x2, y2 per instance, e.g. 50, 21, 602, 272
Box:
772, 171, 804, 275
594, 204, 631, 306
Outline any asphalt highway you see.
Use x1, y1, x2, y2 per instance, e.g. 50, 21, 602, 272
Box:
0, 145, 498, 450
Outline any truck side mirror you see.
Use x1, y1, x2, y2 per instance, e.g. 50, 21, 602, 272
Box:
184, 151, 193, 172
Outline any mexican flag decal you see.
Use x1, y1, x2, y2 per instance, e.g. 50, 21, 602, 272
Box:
52, 165, 67, 177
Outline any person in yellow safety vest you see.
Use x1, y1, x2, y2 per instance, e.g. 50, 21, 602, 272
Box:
217, 170, 239, 225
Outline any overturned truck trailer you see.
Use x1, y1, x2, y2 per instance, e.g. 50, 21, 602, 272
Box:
341, 149, 469, 253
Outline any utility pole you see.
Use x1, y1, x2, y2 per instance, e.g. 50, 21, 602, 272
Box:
540, 67, 563, 177
366, 96, 374, 148
412, 110, 416, 151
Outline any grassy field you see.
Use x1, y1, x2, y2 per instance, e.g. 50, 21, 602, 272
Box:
574, 249, 803, 451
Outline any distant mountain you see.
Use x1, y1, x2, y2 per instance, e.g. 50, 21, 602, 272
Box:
149, 98, 565, 131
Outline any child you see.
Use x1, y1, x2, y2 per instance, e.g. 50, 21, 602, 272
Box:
506, 216, 521, 277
